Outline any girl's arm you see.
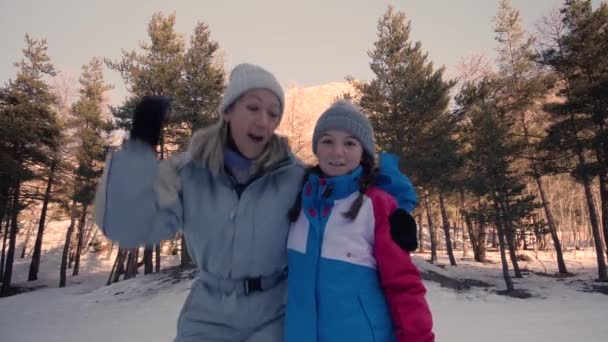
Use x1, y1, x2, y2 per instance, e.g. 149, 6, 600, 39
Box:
375, 152, 419, 252
369, 188, 435, 342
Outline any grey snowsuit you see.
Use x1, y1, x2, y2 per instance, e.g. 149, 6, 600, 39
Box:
94, 134, 304, 341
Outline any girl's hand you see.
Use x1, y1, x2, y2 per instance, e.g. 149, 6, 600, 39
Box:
389, 209, 418, 252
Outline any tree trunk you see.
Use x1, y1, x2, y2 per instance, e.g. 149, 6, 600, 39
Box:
578, 148, 608, 281
424, 193, 437, 263
170, 237, 178, 255
518, 227, 526, 250
502, 201, 523, 278
535, 174, 568, 273
0, 185, 10, 276
492, 227, 499, 248
83, 228, 98, 254
155, 243, 161, 273
417, 211, 424, 253
28, 161, 57, 280
583, 175, 608, 281
180, 234, 192, 268
597, 162, 608, 263
143, 245, 153, 274
0, 191, 6, 242
520, 108, 569, 272
499, 196, 523, 278
107, 248, 121, 285
105, 241, 114, 260
462, 220, 468, 257
439, 192, 457, 266
457, 215, 463, 251
109, 248, 128, 284
1, 183, 21, 296
532, 214, 542, 250
68, 225, 76, 269
497, 197, 523, 278
493, 199, 514, 291
477, 220, 487, 262
19, 223, 32, 259
459, 189, 478, 261
72, 204, 88, 276
1, 211, 11, 281
125, 248, 138, 279
59, 200, 77, 287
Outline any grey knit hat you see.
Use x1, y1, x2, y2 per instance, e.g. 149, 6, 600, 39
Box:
218, 63, 285, 120
312, 100, 375, 157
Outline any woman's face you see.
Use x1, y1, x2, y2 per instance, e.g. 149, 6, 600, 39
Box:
315, 130, 363, 177
224, 89, 281, 159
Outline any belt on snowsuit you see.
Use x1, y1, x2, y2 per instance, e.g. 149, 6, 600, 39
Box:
198, 268, 287, 296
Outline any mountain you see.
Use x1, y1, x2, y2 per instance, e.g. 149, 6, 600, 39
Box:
278, 82, 354, 163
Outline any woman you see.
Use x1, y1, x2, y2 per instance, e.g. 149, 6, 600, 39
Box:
95, 63, 418, 342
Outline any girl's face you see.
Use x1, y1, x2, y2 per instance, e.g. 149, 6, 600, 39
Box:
316, 130, 363, 177
224, 89, 281, 159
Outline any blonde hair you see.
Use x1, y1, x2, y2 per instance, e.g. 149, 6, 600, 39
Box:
188, 117, 291, 176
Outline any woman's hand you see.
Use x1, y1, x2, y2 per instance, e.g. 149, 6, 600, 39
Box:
130, 96, 171, 148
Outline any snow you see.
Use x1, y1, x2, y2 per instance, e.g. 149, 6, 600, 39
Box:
1, 221, 607, 342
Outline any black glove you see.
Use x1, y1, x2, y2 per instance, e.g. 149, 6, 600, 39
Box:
389, 209, 418, 252
130, 96, 171, 148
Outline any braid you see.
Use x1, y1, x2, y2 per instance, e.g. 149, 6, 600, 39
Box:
289, 153, 377, 222
343, 153, 377, 220
288, 165, 321, 222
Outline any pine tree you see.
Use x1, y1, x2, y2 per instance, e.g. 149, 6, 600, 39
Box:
106, 12, 224, 272
27, 72, 78, 282
106, 12, 185, 153
67, 57, 112, 278
493, 0, 568, 274
0, 35, 60, 296
538, 0, 608, 281
176, 21, 225, 140
106, 12, 185, 274
456, 79, 539, 290
453, 54, 494, 263
351, 6, 455, 263
26, 154, 59, 281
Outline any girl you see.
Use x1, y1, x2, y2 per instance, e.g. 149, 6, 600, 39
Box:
286, 100, 434, 342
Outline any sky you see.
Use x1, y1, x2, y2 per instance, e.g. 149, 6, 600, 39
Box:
0, 0, 596, 105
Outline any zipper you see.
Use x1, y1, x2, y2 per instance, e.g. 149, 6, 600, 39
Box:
231, 157, 294, 197
314, 195, 331, 341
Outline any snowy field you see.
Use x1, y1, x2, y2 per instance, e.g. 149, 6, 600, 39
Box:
1, 221, 607, 342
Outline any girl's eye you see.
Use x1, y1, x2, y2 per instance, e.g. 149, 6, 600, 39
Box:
320, 139, 333, 145
247, 105, 259, 112
345, 140, 358, 147
268, 111, 279, 119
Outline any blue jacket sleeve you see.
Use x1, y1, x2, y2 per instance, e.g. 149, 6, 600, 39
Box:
94, 140, 182, 248
375, 152, 417, 213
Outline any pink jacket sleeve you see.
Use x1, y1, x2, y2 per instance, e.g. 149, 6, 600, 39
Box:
368, 187, 435, 342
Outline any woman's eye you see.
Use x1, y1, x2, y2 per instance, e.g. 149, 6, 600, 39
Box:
320, 139, 333, 145
247, 105, 259, 112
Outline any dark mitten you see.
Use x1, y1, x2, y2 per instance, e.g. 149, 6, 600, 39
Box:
130, 96, 171, 148
389, 208, 418, 252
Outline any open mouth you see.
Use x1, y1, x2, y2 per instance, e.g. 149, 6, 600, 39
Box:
248, 133, 264, 143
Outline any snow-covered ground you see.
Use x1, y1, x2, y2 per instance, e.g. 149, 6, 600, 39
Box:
1, 221, 607, 342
